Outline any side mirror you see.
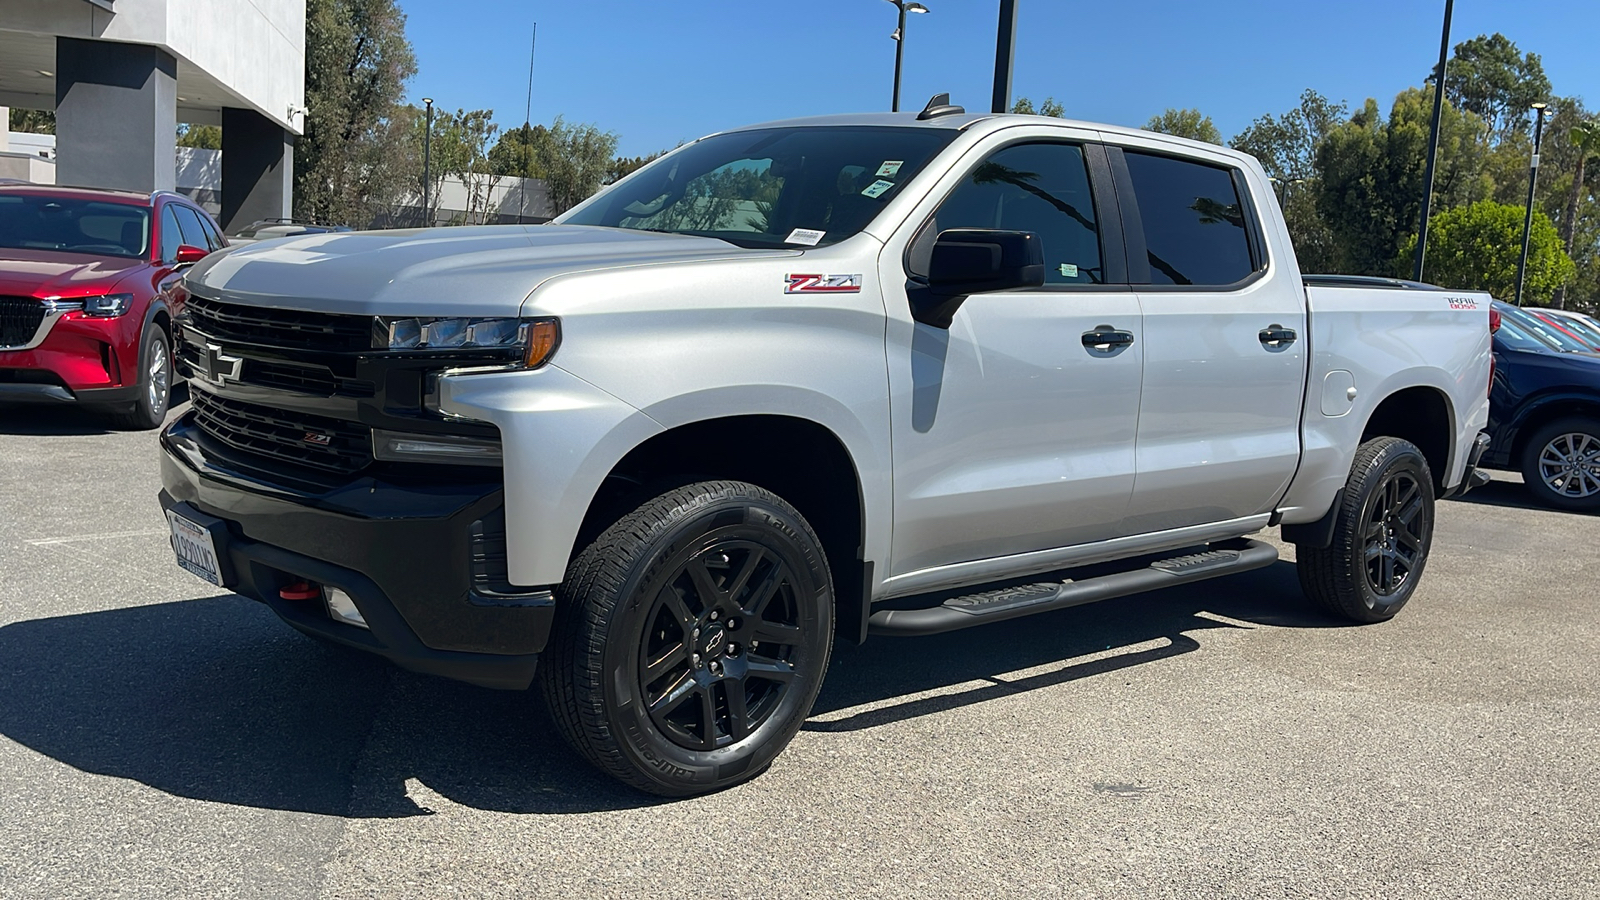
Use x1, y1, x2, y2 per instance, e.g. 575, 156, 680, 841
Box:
174, 244, 209, 266
910, 229, 1045, 328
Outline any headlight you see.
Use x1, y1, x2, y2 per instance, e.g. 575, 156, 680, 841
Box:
377, 316, 560, 367
82, 293, 134, 317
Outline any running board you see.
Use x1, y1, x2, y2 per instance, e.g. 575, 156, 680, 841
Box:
866, 540, 1279, 637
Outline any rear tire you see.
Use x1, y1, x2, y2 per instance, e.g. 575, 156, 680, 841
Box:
539, 480, 834, 796
1296, 437, 1435, 623
107, 326, 172, 431
1518, 417, 1600, 512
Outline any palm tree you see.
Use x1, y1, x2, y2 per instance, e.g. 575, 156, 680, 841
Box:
1556, 119, 1600, 308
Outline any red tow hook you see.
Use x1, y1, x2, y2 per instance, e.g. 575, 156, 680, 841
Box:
279, 581, 322, 601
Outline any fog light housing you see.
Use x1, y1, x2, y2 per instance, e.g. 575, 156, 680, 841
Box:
326, 588, 369, 629
371, 428, 502, 466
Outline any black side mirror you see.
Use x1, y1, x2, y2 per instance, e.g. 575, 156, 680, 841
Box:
910, 229, 1045, 328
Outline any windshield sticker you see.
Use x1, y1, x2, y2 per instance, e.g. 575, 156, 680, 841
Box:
786, 274, 862, 294
875, 160, 904, 177
785, 228, 826, 246
861, 179, 895, 199
1059, 263, 1079, 278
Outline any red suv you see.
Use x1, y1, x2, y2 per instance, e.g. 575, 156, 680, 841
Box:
0, 185, 226, 429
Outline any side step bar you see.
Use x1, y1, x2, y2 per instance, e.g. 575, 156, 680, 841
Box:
867, 539, 1279, 637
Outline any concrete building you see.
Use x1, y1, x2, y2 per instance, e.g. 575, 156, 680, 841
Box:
0, 0, 303, 230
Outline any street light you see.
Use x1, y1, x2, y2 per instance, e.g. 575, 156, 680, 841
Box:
421, 97, 434, 227
886, 1, 929, 113
1514, 101, 1550, 306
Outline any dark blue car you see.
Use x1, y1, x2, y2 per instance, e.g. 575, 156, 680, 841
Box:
1482, 300, 1600, 511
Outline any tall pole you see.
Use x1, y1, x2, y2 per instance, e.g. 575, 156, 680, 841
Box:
892, 3, 906, 112
1515, 104, 1550, 306
1413, 0, 1454, 283
522, 22, 537, 221
422, 98, 434, 228
991, 0, 1019, 114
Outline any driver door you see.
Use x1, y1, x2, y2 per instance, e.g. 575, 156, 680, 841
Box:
880, 139, 1144, 582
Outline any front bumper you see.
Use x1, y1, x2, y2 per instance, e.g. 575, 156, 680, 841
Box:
0, 308, 145, 403
159, 413, 554, 690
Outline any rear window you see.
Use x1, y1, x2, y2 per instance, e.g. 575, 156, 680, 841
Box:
0, 195, 151, 259
1124, 151, 1255, 287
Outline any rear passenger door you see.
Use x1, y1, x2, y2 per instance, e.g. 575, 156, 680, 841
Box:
1110, 147, 1308, 533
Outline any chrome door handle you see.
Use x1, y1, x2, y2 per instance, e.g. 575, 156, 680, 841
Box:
1082, 326, 1135, 352
1259, 325, 1297, 348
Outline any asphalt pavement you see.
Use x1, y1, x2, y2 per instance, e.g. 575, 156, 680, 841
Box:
2, 395, 1596, 899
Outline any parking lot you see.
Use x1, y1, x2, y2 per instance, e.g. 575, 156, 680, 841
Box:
2, 395, 1597, 900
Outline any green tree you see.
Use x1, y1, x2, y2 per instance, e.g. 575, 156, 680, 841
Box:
538, 117, 620, 216
176, 125, 222, 150
1231, 89, 1347, 272
1144, 108, 1221, 144
1396, 200, 1574, 304
1010, 97, 1065, 118
8, 109, 54, 134
1435, 33, 1551, 141
296, 0, 417, 226
606, 150, 668, 184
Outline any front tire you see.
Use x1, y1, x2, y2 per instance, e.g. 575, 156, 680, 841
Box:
540, 481, 834, 796
1519, 417, 1600, 512
107, 326, 172, 430
1296, 436, 1435, 623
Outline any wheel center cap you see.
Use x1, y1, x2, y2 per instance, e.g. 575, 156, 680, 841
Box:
700, 624, 729, 659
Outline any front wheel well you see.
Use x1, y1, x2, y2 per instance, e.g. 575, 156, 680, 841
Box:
1360, 386, 1453, 491
575, 415, 868, 641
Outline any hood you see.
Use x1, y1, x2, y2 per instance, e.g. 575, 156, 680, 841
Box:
185, 224, 798, 317
0, 248, 148, 298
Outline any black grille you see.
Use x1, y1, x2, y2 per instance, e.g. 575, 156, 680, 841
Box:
184, 294, 372, 352
1, 296, 46, 347
190, 389, 372, 474
245, 360, 344, 396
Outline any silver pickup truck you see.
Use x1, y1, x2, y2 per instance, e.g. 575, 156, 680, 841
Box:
159, 96, 1493, 795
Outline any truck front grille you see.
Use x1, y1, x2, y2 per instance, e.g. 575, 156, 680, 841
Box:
190, 389, 372, 474
184, 294, 372, 353
0, 296, 46, 348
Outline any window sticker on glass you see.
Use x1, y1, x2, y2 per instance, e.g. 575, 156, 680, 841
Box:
1059, 263, 1078, 278
876, 160, 904, 177
861, 179, 895, 199
785, 228, 826, 246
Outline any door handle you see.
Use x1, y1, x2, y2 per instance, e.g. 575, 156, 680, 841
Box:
1082, 326, 1135, 352
1259, 325, 1298, 348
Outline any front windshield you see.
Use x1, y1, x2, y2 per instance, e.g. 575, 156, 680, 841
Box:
1498, 303, 1594, 353
559, 126, 958, 248
0, 194, 151, 259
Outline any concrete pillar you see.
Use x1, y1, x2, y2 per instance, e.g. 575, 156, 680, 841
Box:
54, 37, 177, 193
220, 107, 294, 234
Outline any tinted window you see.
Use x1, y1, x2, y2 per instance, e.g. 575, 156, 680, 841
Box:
0, 195, 151, 259
159, 206, 183, 263
1499, 303, 1592, 352
1124, 151, 1254, 286
172, 204, 211, 250
933, 143, 1102, 285
560, 126, 957, 248
1495, 319, 1555, 353
195, 211, 225, 251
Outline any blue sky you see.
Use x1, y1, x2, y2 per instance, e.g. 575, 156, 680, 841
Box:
398, 0, 1597, 157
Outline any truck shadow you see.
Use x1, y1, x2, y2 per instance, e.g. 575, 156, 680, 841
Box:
1444, 476, 1593, 516
0, 561, 1335, 817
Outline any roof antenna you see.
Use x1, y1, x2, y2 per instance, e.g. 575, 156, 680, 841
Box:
917, 93, 965, 120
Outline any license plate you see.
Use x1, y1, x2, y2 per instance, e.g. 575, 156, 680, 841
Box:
167, 510, 223, 586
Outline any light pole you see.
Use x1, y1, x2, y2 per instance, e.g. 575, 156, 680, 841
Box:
1414, 0, 1454, 283
1514, 102, 1550, 306
421, 97, 434, 227
886, 1, 928, 112
992, 0, 1019, 114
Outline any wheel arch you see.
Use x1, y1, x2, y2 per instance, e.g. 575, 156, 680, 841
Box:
1505, 393, 1600, 466
1359, 384, 1455, 493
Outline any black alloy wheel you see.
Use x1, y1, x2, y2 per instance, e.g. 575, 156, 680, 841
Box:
1295, 436, 1435, 623
541, 481, 834, 796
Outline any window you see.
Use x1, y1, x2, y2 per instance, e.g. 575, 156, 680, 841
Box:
931, 143, 1103, 285
1124, 151, 1255, 287
172, 204, 211, 250
194, 211, 225, 251
0, 196, 150, 259
159, 206, 183, 263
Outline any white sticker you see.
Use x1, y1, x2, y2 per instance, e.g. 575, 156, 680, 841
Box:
876, 160, 904, 177
785, 228, 826, 246
1059, 263, 1079, 278
861, 179, 895, 199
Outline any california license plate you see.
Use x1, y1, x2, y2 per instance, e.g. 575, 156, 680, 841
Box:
167, 509, 223, 586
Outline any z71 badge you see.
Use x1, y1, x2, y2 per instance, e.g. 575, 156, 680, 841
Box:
785, 274, 862, 294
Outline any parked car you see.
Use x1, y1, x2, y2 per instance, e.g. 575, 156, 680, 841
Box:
157, 99, 1494, 795
0, 184, 226, 428
1528, 307, 1600, 350
227, 219, 352, 245
1481, 300, 1600, 511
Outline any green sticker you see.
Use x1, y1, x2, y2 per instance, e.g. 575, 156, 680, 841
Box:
1060, 263, 1079, 278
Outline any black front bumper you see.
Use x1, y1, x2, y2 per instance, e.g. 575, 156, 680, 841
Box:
159, 413, 553, 690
